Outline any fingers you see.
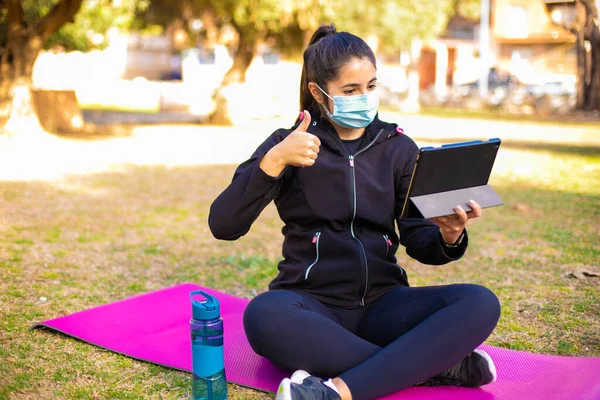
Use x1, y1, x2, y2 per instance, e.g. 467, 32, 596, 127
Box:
466, 199, 482, 219
298, 156, 316, 167
433, 214, 464, 245
304, 132, 320, 164
294, 136, 320, 167
454, 205, 469, 225
306, 148, 318, 160
297, 110, 312, 132
433, 216, 464, 233
307, 135, 321, 152
284, 132, 320, 168
310, 142, 320, 155
446, 200, 483, 222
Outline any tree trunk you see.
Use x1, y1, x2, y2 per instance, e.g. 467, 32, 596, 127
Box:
1, 0, 84, 134
209, 28, 259, 125
575, 30, 587, 108
585, 17, 600, 110
579, 0, 600, 111
0, 44, 44, 136
0, 0, 43, 134
586, 45, 600, 110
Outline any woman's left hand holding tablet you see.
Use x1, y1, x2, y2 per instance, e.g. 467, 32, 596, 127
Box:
431, 200, 482, 245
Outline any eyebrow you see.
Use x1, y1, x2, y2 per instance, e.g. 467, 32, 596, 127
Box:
340, 77, 377, 89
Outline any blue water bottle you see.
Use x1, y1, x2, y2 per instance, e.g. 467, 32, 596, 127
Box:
190, 290, 227, 400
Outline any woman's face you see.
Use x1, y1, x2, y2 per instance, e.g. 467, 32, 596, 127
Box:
309, 57, 378, 113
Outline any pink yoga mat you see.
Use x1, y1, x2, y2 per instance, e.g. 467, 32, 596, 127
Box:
32, 283, 600, 400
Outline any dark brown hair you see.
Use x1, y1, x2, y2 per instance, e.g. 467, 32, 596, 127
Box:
299, 24, 377, 112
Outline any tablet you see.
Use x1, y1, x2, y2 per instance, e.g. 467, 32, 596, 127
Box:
400, 138, 503, 219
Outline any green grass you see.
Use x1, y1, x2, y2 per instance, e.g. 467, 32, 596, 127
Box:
0, 132, 599, 399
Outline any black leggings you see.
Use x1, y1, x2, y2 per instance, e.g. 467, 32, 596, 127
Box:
243, 284, 501, 400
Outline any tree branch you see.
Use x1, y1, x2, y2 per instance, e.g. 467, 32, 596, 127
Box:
5, 0, 25, 37
34, 0, 85, 42
1, 0, 24, 100
579, 0, 598, 18
580, 0, 600, 42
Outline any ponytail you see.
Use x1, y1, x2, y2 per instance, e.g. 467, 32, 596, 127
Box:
299, 24, 376, 113
299, 24, 338, 112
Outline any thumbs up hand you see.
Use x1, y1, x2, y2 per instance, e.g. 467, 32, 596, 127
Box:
260, 110, 322, 177
279, 110, 321, 167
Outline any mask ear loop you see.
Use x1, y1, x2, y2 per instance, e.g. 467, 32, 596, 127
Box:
313, 83, 335, 116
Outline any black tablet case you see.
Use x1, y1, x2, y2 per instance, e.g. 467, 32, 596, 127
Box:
401, 139, 504, 219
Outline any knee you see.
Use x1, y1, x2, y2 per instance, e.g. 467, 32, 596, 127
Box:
243, 291, 271, 324
455, 284, 501, 327
243, 291, 298, 355
243, 292, 273, 356
243, 291, 291, 326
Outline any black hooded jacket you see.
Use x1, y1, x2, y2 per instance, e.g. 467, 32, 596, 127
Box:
209, 108, 468, 308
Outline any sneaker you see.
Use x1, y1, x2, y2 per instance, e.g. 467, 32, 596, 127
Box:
418, 349, 497, 388
290, 370, 312, 384
276, 371, 341, 400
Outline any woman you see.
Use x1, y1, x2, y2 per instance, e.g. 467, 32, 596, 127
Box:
208, 25, 501, 400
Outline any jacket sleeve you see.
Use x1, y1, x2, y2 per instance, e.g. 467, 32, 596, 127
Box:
208, 129, 289, 240
394, 138, 468, 265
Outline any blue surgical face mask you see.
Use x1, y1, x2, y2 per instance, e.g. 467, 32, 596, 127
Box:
315, 83, 379, 129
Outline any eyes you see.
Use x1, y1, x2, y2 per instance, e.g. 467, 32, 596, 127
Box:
343, 84, 378, 95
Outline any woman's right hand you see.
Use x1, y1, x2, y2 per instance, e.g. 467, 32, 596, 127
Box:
260, 110, 321, 176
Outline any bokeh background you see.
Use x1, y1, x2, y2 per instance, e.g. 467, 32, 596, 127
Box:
1, 1, 599, 399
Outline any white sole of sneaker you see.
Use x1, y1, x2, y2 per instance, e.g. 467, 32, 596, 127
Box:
275, 378, 292, 400
290, 370, 311, 384
474, 349, 497, 383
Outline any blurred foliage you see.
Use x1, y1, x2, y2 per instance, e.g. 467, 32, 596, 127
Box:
0, 0, 147, 53
135, 0, 306, 46
135, 0, 478, 57
0, 0, 480, 56
335, 1, 454, 53
454, 0, 481, 20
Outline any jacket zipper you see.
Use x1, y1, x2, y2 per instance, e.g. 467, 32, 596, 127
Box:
383, 234, 392, 257
349, 129, 385, 306
304, 231, 321, 279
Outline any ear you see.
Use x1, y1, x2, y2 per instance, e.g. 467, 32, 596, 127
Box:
308, 82, 326, 105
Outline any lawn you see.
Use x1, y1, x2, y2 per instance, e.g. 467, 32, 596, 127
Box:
0, 129, 599, 399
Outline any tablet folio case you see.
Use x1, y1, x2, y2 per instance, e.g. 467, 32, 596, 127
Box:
402, 139, 504, 219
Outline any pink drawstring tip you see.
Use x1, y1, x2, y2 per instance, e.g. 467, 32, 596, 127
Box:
312, 237, 318, 243
387, 239, 393, 246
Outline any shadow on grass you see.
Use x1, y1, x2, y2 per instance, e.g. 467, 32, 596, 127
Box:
43, 110, 208, 143
82, 110, 206, 127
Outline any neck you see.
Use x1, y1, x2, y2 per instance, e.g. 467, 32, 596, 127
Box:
334, 125, 365, 141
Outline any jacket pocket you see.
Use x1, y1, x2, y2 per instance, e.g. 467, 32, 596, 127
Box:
383, 234, 392, 257
304, 231, 321, 279
382, 233, 404, 276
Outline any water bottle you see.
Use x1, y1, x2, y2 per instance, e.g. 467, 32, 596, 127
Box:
190, 290, 227, 400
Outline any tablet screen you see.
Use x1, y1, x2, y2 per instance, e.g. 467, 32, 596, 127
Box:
411, 139, 501, 196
